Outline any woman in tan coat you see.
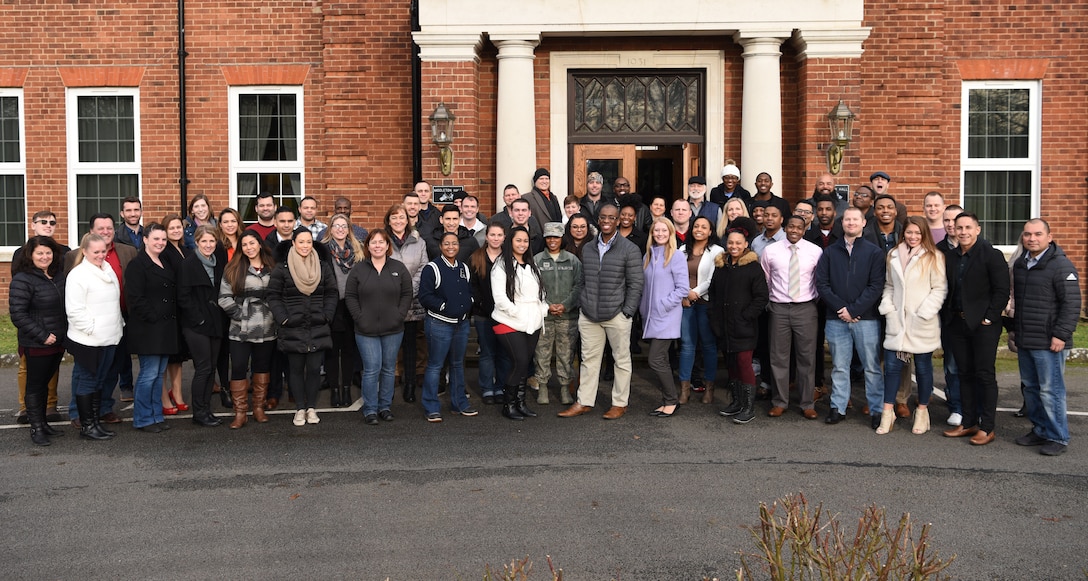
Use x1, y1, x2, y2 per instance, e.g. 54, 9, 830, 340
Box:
876, 216, 947, 434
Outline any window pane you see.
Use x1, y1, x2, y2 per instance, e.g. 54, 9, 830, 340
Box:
75, 174, 138, 239
237, 93, 298, 162
0, 97, 19, 163
963, 170, 1031, 246
239, 172, 301, 224
570, 71, 703, 137
77, 95, 135, 164
0, 174, 26, 246
966, 88, 1030, 160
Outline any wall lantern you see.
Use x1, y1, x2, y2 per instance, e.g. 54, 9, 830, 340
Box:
429, 102, 455, 176
826, 100, 856, 176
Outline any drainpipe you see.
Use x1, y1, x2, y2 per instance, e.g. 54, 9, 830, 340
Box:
177, 0, 190, 214
411, 0, 422, 184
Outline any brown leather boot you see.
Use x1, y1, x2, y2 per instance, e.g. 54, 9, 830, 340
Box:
251, 373, 270, 423
701, 380, 714, 404
678, 381, 691, 404
229, 380, 249, 429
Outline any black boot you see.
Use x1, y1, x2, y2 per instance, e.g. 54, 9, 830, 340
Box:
718, 381, 744, 416
515, 382, 537, 418
341, 385, 352, 406
330, 385, 342, 408
501, 385, 525, 421
90, 393, 116, 437
403, 379, 416, 403
77, 394, 113, 440
25, 392, 51, 446
732, 383, 756, 424
219, 385, 233, 409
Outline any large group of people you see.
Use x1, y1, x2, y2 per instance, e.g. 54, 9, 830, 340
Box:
8, 168, 1080, 457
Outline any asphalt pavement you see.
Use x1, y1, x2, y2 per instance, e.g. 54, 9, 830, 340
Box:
1, 360, 1086, 580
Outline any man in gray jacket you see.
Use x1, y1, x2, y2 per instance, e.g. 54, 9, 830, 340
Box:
558, 204, 644, 420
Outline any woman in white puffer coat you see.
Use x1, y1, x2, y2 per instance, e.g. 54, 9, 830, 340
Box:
876, 216, 947, 435
66, 233, 124, 440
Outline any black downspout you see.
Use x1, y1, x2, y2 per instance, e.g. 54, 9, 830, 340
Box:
177, 0, 190, 214
411, 0, 422, 184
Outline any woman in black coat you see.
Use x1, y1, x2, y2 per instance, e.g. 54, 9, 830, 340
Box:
124, 223, 179, 433
267, 228, 338, 427
9, 236, 67, 446
708, 227, 769, 424
177, 225, 227, 427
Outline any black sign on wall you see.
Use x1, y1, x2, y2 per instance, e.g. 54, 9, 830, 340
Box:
432, 185, 465, 204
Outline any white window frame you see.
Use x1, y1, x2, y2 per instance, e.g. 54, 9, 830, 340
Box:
227, 85, 305, 212
65, 87, 142, 243
0, 88, 27, 255
959, 80, 1041, 251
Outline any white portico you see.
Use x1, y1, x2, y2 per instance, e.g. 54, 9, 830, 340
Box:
413, 0, 870, 207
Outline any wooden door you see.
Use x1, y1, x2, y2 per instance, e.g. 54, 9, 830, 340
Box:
572, 144, 637, 197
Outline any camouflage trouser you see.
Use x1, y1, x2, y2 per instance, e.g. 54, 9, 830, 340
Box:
533, 318, 574, 387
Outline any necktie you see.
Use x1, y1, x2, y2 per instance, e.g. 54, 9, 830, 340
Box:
788, 244, 801, 301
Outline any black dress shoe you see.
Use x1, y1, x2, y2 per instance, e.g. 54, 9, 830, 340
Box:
192, 414, 221, 427
137, 424, 163, 433
482, 395, 496, 405
156, 422, 171, 431
825, 410, 846, 424
378, 410, 394, 421
363, 414, 379, 425
1013, 406, 1027, 418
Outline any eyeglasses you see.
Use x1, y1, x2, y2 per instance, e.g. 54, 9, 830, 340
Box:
35, 219, 57, 226
598, 215, 618, 221
331, 224, 349, 229
794, 209, 813, 216
853, 191, 872, 198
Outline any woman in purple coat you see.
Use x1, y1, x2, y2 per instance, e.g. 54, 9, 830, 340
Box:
639, 218, 690, 418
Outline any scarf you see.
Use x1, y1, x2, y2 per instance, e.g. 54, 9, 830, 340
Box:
196, 251, 217, 285
327, 240, 355, 274
287, 246, 321, 296
896, 242, 921, 273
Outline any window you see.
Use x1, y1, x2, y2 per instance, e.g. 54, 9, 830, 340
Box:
228, 87, 304, 222
0, 89, 27, 248
960, 81, 1040, 247
570, 71, 703, 141
66, 88, 141, 240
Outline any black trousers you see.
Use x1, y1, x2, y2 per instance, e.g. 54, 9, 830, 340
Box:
326, 329, 359, 388
287, 351, 323, 410
943, 317, 1001, 432
229, 340, 275, 380
496, 329, 540, 387
183, 328, 222, 419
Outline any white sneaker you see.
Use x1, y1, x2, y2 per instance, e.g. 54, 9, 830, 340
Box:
947, 412, 962, 426
306, 408, 320, 424
293, 410, 306, 426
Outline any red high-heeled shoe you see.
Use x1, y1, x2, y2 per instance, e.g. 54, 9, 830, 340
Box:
168, 392, 190, 412
163, 406, 179, 416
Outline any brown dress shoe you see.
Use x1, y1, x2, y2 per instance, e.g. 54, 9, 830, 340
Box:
602, 406, 627, 420
861, 405, 870, 416
557, 402, 593, 418
802, 409, 819, 420
969, 430, 995, 446
895, 403, 910, 418
943, 425, 979, 438
767, 406, 785, 417
99, 412, 122, 424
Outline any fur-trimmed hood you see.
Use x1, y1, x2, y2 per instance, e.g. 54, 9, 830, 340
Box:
714, 248, 758, 268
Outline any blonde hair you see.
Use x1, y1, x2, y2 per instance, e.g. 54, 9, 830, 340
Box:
717, 197, 750, 238
321, 213, 365, 257
72, 232, 107, 267
644, 217, 678, 269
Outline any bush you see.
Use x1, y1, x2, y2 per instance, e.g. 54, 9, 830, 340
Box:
734, 493, 955, 580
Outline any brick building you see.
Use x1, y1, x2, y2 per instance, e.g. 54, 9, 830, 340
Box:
0, 1, 1085, 309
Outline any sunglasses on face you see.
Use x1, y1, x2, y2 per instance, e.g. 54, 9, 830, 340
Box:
35, 219, 57, 226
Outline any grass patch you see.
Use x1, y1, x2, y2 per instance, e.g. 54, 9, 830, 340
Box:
0, 315, 17, 354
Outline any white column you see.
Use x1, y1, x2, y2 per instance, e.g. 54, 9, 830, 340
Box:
734, 32, 789, 194
491, 34, 540, 208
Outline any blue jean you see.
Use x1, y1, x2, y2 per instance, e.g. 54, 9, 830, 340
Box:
422, 317, 470, 415
679, 302, 718, 382
356, 332, 403, 416
883, 351, 933, 406
942, 348, 961, 414
1019, 348, 1070, 445
475, 317, 511, 397
825, 318, 882, 415
133, 355, 169, 428
69, 345, 119, 420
